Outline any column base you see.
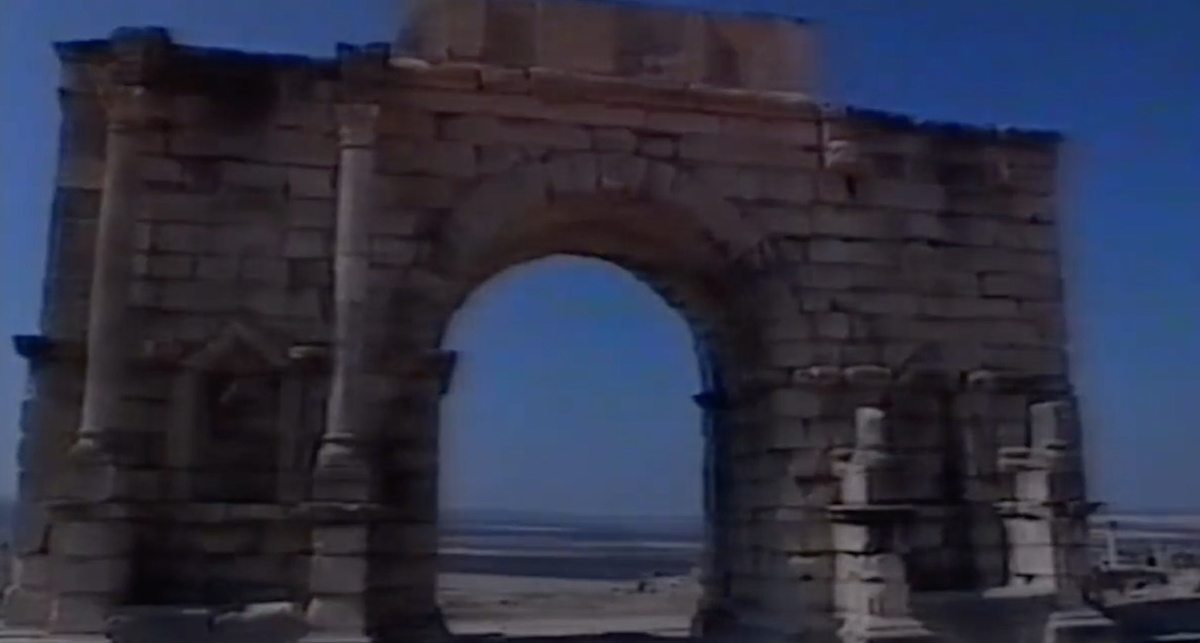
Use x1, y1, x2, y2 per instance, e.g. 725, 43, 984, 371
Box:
690, 603, 737, 639
839, 616, 939, 643
46, 594, 112, 634
369, 608, 450, 643
1, 585, 51, 628
306, 597, 365, 636
106, 603, 311, 643
1043, 607, 1119, 643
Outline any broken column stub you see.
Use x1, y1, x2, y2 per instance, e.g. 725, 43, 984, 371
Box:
996, 400, 1116, 643
831, 406, 936, 643
395, 0, 817, 93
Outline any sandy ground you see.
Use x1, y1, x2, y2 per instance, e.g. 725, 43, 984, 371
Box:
439, 573, 700, 639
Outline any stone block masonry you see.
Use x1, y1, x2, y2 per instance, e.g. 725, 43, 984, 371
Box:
3, 2, 1113, 642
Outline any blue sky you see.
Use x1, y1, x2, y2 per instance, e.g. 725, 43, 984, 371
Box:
1, 0, 1197, 515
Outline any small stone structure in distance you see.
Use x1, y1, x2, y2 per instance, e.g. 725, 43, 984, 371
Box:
6, 0, 1118, 641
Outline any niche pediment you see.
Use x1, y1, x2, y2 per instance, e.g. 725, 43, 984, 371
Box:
183, 322, 290, 374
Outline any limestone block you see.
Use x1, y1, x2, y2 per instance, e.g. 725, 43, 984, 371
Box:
645, 111, 719, 135
58, 157, 107, 190
857, 556, 910, 616
220, 557, 293, 589
308, 555, 367, 595
982, 273, 1062, 300
366, 556, 438, 591
833, 524, 876, 555
283, 229, 331, 259
811, 206, 895, 240
1043, 608, 1118, 643
775, 519, 833, 554
10, 502, 51, 556
597, 152, 648, 193
53, 557, 130, 594
11, 556, 51, 588
246, 123, 330, 162
312, 526, 369, 556
545, 152, 598, 195
287, 167, 334, 199
475, 144, 525, 174
105, 606, 214, 643
378, 175, 458, 208
807, 238, 895, 267
288, 197, 336, 229
152, 223, 208, 254
50, 522, 131, 558
377, 140, 477, 177
212, 223, 283, 255
1010, 544, 1057, 579
48, 593, 111, 633
192, 526, 262, 555
765, 388, 822, 420
220, 161, 289, 191
539, 0, 617, 75
368, 234, 423, 265
590, 127, 636, 152
239, 256, 289, 285
214, 602, 310, 642
678, 134, 818, 169
2, 585, 52, 627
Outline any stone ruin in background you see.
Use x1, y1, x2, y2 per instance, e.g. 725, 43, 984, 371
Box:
6, 0, 1117, 641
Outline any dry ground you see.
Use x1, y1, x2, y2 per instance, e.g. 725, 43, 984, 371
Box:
439, 573, 700, 639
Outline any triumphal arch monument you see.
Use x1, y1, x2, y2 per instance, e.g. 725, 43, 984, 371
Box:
6, 0, 1117, 641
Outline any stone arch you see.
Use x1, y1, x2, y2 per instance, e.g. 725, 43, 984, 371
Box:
436, 152, 769, 277
367, 151, 822, 639
411, 152, 800, 369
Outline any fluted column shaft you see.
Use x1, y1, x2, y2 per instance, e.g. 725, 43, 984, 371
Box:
46, 77, 150, 635
72, 83, 148, 469
306, 103, 380, 636
313, 103, 379, 502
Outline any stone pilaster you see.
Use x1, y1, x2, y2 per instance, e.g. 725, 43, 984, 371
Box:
44, 30, 168, 632
956, 370, 1012, 588
365, 349, 457, 642
831, 405, 937, 643
305, 102, 380, 639
690, 387, 735, 638
305, 515, 371, 638
67, 75, 151, 494
311, 102, 381, 503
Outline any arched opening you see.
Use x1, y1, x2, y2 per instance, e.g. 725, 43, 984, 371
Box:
357, 156, 828, 641
436, 255, 706, 638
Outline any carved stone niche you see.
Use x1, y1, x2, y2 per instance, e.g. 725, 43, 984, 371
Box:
166, 323, 321, 505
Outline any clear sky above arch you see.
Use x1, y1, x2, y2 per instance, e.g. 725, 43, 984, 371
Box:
441, 256, 703, 518
1, 0, 1197, 512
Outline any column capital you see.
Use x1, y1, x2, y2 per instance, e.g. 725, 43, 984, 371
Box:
336, 42, 392, 106
336, 103, 380, 148
104, 26, 173, 85
77, 27, 174, 133
90, 75, 155, 133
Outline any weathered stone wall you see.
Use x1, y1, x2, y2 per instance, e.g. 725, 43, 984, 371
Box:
397, 0, 819, 93
4, 14, 1100, 643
